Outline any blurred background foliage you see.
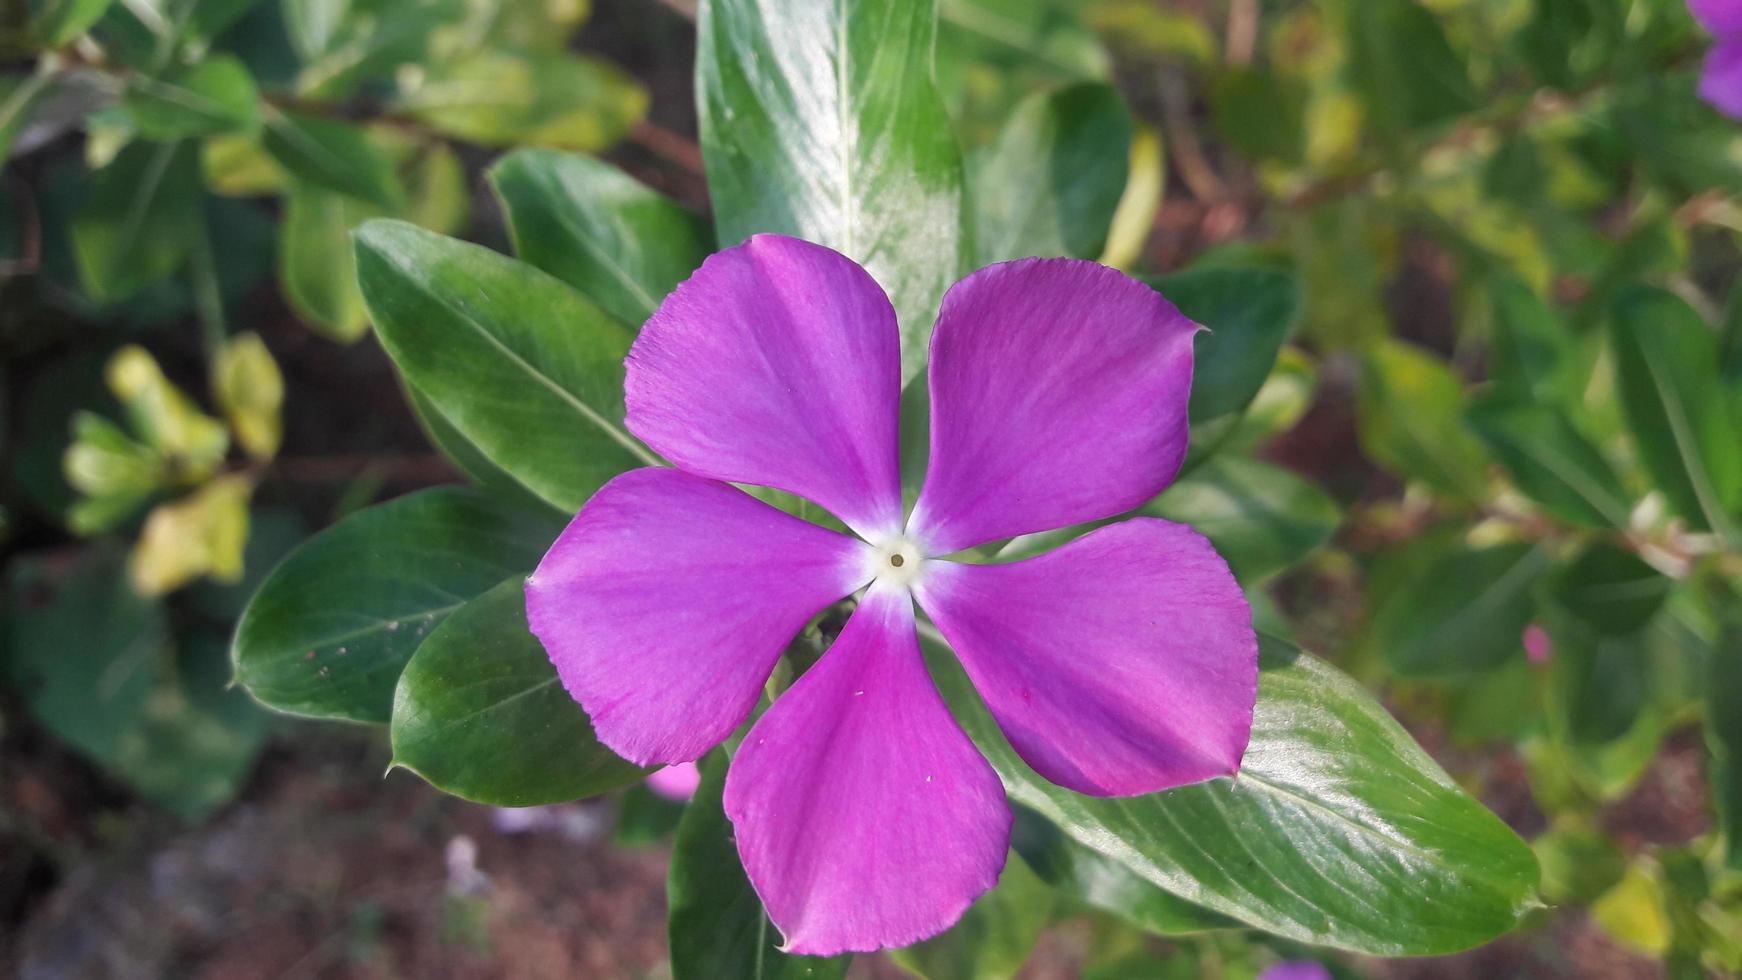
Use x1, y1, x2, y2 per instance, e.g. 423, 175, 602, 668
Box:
2, 0, 1740, 976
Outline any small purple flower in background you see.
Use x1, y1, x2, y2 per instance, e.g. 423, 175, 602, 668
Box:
1257, 961, 1333, 980
1692, 0, 1742, 118
526, 235, 1258, 954
646, 760, 701, 802
1522, 623, 1553, 666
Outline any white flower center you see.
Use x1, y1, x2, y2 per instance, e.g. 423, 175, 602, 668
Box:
867, 535, 926, 590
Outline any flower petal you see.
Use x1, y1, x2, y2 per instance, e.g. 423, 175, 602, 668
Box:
1702, 37, 1742, 120
625, 234, 905, 539
913, 518, 1257, 796
1690, 0, 1742, 36
724, 585, 1011, 955
908, 259, 1198, 554
526, 468, 870, 767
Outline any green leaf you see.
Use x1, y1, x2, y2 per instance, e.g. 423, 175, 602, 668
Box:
697, 0, 967, 383
1371, 534, 1547, 678
232, 486, 561, 723
1144, 456, 1340, 584
1547, 618, 1651, 747
1710, 624, 1742, 872
669, 750, 852, 980
390, 578, 645, 805
28, 0, 113, 45
1343, 0, 1477, 137
6, 547, 165, 771
71, 140, 203, 302
616, 784, 688, 846
123, 56, 261, 140
1549, 543, 1672, 636
290, 0, 463, 99
490, 148, 711, 327
399, 51, 647, 151
889, 854, 1053, 980
354, 220, 655, 512
1533, 820, 1627, 907
279, 181, 382, 342
0, 72, 54, 160
1608, 286, 1742, 541
1211, 68, 1304, 164
1487, 277, 1576, 404
1011, 808, 1236, 935
972, 82, 1130, 264
928, 632, 1540, 955
1356, 339, 1489, 502
6, 551, 265, 821
1466, 396, 1632, 530
1615, 73, 1742, 197
1147, 266, 1296, 426
262, 109, 402, 209
403, 383, 552, 511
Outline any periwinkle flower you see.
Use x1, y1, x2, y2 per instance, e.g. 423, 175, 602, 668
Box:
1693, 0, 1742, 118
526, 235, 1258, 954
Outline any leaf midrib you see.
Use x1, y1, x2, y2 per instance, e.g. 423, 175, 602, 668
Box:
402, 258, 661, 468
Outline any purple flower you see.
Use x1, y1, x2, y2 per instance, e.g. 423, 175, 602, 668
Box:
525, 235, 1258, 954
1693, 0, 1742, 118
1258, 962, 1333, 980
646, 760, 701, 802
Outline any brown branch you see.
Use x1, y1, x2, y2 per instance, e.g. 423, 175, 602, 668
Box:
631, 119, 705, 176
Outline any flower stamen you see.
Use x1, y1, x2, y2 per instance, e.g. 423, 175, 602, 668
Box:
867, 536, 926, 590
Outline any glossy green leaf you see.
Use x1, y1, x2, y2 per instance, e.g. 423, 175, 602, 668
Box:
1147, 266, 1296, 425
71, 140, 202, 302
123, 56, 260, 140
490, 148, 711, 327
1371, 535, 1547, 678
262, 109, 402, 209
390, 578, 645, 805
1144, 455, 1340, 584
279, 182, 381, 342
697, 0, 967, 382
928, 632, 1540, 955
669, 750, 851, 980
403, 383, 552, 512
232, 486, 561, 723
972, 82, 1130, 264
1609, 286, 1742, 541
1356, 339, 1489, 502
1549, 543, 1671, 636
28, 0, 113, 45
1011, 808, 1236, 935
400, 51, 647, 151
889, 854, 1053, 980
354, 220, 654, 512
1467, 396, 1631, 530
1710, 625, 1742, 872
